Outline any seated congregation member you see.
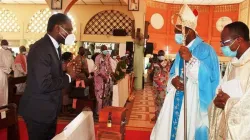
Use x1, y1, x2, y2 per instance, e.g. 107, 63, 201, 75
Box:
149, 50, 170, 121
61, 52, 73, 113
151, 4, 220, 140
62, 52, 73, 72
209, 22, 250, 140
94, 45, 113, 115
14, 46, 27, 94
0, 39, 14, 106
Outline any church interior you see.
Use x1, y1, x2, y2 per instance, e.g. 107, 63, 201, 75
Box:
0, 0, 250, 140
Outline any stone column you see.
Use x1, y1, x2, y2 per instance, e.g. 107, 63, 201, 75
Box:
130, 1, 146, 90
133, 44, 144, 90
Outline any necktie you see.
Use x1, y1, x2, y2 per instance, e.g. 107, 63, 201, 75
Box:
57, 46, 61, 60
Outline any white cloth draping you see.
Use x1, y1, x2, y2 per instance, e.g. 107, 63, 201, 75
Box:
52, 111, 95, 140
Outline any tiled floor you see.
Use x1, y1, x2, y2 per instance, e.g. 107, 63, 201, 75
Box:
126, 84, 156, 131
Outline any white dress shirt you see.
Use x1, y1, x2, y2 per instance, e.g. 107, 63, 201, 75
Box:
48, 34, 71, 83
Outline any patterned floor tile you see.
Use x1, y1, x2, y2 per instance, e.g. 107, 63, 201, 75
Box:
126, 84, 156, 129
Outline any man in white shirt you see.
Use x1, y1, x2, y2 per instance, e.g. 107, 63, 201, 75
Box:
0, 40, 14, 106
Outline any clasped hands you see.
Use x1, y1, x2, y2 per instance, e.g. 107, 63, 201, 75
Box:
65, 62, 82, 81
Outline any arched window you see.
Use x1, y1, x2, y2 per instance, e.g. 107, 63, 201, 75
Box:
0, 8, 20, 32
27, 8, 51, 33
27, 9, 76, 33
84, 10, 133, 36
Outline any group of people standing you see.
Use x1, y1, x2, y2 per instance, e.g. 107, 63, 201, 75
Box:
150, 4, 250, 140
0, 13, 131, 140
0, 39, 28, 106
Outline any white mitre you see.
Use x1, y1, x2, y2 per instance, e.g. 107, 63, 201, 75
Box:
176, 4, 198, 32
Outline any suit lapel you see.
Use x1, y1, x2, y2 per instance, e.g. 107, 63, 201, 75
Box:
44, 34, 60, 62
44, 34, 63, 74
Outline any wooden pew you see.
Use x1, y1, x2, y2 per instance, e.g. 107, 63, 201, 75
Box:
69, 78, 96, 113
0, 103, 20, 140
8, 76, 27, 108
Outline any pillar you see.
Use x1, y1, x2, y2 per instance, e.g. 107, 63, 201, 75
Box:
239, 0, 250, 27
19, 39, 27, 47
133, 44, 144, 90
123, 0, 146, 90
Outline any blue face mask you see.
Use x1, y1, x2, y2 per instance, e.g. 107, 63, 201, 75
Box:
175, 34, 183, 45
102, 50, 109, 55
221, 40, 239, 57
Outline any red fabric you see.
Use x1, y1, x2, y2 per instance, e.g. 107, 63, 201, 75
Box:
193, 9, 199, 17
0, 120, 151, 140
14, 54, 27, 73
0, 119, 68, 140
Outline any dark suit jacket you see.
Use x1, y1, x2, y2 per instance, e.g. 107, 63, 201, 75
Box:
19, 34, 69, 123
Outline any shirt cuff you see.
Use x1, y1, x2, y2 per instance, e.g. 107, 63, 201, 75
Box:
66, 73, 71, 83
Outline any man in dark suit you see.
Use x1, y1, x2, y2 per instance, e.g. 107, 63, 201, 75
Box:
19, 13, 77, 140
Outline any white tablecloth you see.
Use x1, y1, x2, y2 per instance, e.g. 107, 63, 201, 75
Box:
112, 75, 129, 107
52, 111, 95, 140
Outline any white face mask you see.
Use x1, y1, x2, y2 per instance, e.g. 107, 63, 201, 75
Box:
1, 45, 8, 49
158, 56, 165, 61
88, 55, 91, 59
113, 56, 117, 59
59, 26, 76, 46
22, 52, 27, 55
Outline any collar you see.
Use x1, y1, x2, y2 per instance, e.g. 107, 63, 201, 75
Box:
186, 39, 195, 48
231, 47, 250, 67
47, 34, 59, 49
188, 36, 203, 51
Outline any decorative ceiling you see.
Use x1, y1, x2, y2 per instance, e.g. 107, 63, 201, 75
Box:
0, 0, 46, 4
153, 0, 245, 5
76, 0, 127, 5
0, 0, 128, 5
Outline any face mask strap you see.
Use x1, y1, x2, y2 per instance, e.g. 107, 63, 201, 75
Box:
184, 29, 190, 39
59, 26, 69, 39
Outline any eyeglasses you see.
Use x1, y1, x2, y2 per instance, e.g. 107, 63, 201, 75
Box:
220, 39, 232, 46
220, 36, 239, 46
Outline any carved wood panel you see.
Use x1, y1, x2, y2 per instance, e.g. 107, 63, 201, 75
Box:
84, 10, 133, 36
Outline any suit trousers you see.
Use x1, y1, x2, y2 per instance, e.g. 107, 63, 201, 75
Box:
24, 118, 57, 140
